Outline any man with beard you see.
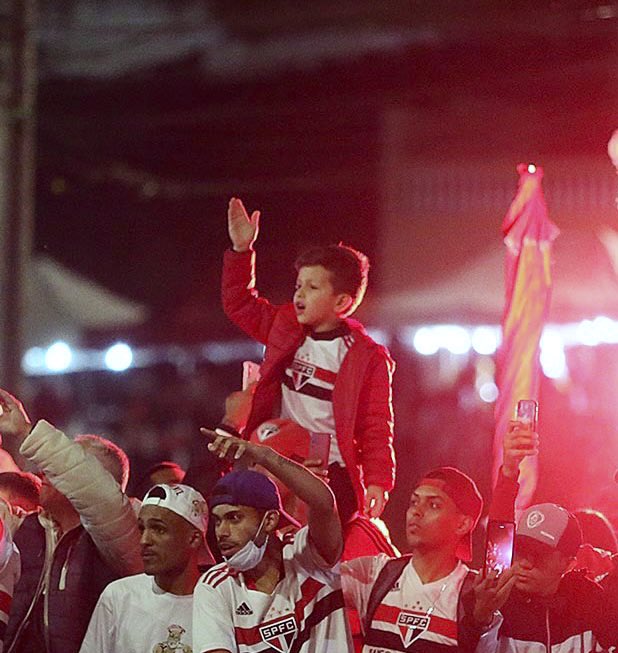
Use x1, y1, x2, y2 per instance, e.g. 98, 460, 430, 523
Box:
80, 483, 209, 653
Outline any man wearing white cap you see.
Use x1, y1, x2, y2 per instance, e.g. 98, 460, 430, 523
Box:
79, 484, 210, 653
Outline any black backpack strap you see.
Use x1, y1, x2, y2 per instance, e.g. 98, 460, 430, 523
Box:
363, 555, 412, 634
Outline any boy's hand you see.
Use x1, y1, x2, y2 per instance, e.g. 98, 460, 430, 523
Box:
222, 385, 256, 432
503, 420, 538, 479
364, 484, 388, 519
228, 197, 260, 252
0, 388, 32, 443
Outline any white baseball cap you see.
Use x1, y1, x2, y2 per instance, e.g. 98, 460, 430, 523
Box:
142, 483, 208, 533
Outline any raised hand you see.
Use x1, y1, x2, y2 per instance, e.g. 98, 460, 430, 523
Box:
503, 420, 539, 478
0, 388, 32, 442
470, 568, 516, 626
227, 197, 260, 253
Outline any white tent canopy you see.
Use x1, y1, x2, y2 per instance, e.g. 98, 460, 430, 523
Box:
373, 228, 618, 326
24, 256, 146, 349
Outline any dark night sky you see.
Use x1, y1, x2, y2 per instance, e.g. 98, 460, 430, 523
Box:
34, 9, 618, 343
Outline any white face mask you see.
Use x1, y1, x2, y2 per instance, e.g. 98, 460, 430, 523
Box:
223, 513, 270, 572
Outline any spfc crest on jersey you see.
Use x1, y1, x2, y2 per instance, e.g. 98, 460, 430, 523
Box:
290, 359, 315, 391
259, 615, 297, 653
397, 611, 430, 648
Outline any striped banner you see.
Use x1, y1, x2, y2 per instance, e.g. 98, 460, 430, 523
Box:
493, 164, 559, 509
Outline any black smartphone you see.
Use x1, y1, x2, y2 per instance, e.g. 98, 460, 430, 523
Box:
515, 399, 538, 432
484, 520, 515, 577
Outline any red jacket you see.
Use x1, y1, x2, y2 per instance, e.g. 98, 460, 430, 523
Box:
222, 249, 396, 509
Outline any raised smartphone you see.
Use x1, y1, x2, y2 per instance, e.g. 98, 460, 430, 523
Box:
484, 520, 515, 576
515, 399, 538, 431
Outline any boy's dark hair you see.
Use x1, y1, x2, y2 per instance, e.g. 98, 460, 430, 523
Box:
0, 471, 41, 508
294, 243, 370, 316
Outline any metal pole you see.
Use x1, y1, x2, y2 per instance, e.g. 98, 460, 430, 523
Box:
0, 0, 38, 393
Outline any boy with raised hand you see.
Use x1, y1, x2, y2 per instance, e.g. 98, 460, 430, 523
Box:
193, 427, 353, 653
222, 197, 395, 524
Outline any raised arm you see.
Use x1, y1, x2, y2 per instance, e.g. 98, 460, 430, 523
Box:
489, 420, 539, 521
20, 419, 142, 575
222, 198, 282, 344
201, 427, 342, 565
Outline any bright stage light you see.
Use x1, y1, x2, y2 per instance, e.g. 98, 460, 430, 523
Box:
540, 331, 567, 379
479, 381, 499, 403
413, 327, 439, 355
472, 326, 500, 355
45, 342, 73, 372
527, 164, 537, 174
438, 325, 471, 355
23, 347, 45, 372
104, 343, 133, 372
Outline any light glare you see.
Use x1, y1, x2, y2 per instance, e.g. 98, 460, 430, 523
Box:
104, 343, 133, 372
45, 342, 73, 372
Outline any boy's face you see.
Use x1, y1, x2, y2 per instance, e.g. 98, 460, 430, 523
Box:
293, 265, 351, 332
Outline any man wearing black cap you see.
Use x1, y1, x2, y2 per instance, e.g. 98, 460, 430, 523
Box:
192, 429, 353, 652
480, 423, 618, 652
341, 466, 512, 652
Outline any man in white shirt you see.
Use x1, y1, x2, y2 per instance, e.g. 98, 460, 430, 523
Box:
341, 467, 514, 652
193, 428, 353, 653
80, 483, 209, 653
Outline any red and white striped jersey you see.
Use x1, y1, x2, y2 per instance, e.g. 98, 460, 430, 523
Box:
280, 326, 354, 466
342, 554, 470, 652
193, 526, 352, 653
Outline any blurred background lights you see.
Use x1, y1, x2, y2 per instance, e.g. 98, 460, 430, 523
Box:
22, 347, 45, 372
471, 326, 500, 355
438, 325, 471, 355
412, 326, 440, 355
540, 330, 568, 379
479, 381, 499, 403
44, 341, 73, 372
104, 343, 133, 372
527, 163, 537, 173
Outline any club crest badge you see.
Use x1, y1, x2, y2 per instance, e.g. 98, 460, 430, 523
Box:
526, 510, 545, 529
290, 360, 315, 391
259, 615, 297, 653
256, 422, 282, 442
397, 611, 430, 648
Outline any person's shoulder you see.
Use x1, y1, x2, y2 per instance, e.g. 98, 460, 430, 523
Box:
344, 320, 393, 358
103, 572, 151, 596
198, 562, 235, 591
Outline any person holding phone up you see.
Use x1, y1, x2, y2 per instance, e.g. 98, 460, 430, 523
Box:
478, 416, 618, 652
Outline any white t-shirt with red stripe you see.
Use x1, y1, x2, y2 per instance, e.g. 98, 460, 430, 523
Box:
280, 326, 353, 466
192, 526, 352, 653
0, 524, 20, 651
341, 555, 469, 652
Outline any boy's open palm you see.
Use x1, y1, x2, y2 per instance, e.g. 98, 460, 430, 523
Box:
228, 197, 260, 252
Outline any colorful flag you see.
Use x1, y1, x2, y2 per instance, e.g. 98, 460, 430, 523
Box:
494, 164, 559, 509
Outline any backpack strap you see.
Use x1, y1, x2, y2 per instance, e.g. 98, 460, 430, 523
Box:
363, 555, 412, 634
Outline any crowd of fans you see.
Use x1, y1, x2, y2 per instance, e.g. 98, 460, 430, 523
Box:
0, 197, 614, 652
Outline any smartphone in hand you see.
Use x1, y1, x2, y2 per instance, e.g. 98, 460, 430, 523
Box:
515, 399, 538, 432
308, 432, 331, 471
484, 520, 515, 577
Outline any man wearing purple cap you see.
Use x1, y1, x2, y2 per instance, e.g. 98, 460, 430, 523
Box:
193, 428, 353, 652
479, 423, 618, 652
79, 483, 210, 653
341, 466, 512, 652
